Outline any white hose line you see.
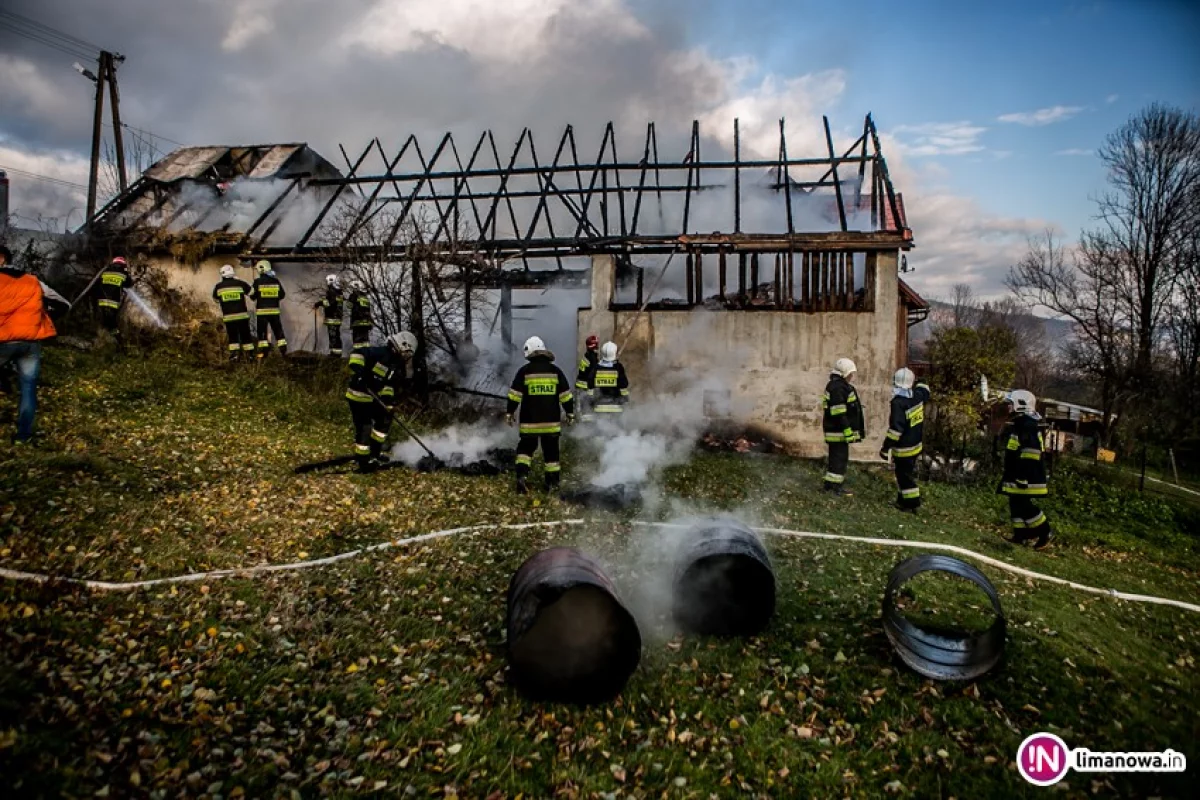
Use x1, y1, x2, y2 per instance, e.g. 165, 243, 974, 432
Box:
633, 522, 1200, 616
0, 519, 585, 593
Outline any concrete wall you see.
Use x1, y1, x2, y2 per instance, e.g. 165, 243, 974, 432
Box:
577, 251, 902, 458
146, 255, 346, 353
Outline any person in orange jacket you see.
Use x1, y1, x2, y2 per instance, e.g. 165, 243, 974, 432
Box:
0, 245, 69, 444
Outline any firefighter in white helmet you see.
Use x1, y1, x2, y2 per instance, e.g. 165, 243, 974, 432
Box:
249, 260, 287, 357
313, 274, 345, 357
999, 389, 1053, 549
212, 264, 256, 360
589, 341, 630, 415
821, 357, 865, 494
344, 330, 417, 472
506, 335, 576, 494
880, 367, 931, 511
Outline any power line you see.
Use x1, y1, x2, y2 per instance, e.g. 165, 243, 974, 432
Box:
0, 19, 96, 61
0, 164, 89, 191
0, 8, 103, 54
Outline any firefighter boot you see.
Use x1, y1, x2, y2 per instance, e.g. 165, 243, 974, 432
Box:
515, 475, 529, 495
544, 471, 561, 494
1033, 525, 1054, 550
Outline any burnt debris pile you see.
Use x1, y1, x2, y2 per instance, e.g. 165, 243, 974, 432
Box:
506, 548, 642, 705
414, 448, 516, 475
672, 519, 777, 636
560, 483, 644, 511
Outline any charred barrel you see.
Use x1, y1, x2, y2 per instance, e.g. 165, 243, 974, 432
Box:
882, 554, 1006, 681
506, 547, 642, 704
672, 519, 776, 636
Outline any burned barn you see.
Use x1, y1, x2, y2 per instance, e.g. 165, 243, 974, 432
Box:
93, 116, 925, 456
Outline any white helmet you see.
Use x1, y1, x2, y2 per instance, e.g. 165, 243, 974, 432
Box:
388, 330, 417, 357
255, 259, 272, 275
351, 279, 365, 292
600, 341, 618, 361
1010, 389, 1036, 414
326, 274, 340, 287
893, 367, 915, 389
523, 336, 546, 359
834, 357, 857, 378
220, 264, 235, 279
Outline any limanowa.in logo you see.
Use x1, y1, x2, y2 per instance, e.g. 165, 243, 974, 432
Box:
1017, 732, 1188, 787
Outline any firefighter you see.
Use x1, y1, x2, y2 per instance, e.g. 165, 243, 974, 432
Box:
315, 274, 345, 356
821, 357, 865, 494
348, 279, 373, 351
506, 335, 576, 494
346, 331, 417, 472
999, 389, 1053, 549
880, 367, 930, 512
213, 264, 256, 360
95, 256, 130, 342
590, 341, 630, 416
575, 333, 599, 421
249, 260, 287, 357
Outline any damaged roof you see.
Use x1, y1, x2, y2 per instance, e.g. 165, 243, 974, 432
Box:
140, 144, 332, 184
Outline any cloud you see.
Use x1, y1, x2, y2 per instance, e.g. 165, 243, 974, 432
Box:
888, 122, 987, 157
997, 105, 1084, 126
1054, 148, 1093, 156
0, 141, 90, 226
1105, 94, 1119, 104
0, 0, 1066, 301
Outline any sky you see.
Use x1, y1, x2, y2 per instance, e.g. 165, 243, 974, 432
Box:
1, 0, 1197, 300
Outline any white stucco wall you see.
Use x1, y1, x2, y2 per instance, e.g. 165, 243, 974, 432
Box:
578, 252, 902, 457
148, 255, 350, 353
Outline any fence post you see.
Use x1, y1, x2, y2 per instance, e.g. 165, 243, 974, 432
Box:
1169, 448, 1180, 485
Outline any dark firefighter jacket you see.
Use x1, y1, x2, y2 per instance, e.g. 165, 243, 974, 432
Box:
1000, 413, 1048, 496
822, 374, 865, 443
346, 346, 411, 405
589, 360, 630, 413
576, 349, 598, 391
250, 274, 286, 315
881, 382, 931, 458
318, 287, 344, 325
507, 353, 575, 435
96, 264, 129, 310
212, 277, 253, 322
349, 291, 372, 328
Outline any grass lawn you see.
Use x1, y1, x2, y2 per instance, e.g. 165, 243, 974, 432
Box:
1, 344, 1198, 799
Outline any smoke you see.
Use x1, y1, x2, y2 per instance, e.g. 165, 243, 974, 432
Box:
389, 421, 510, 467
151, 177, 347, 244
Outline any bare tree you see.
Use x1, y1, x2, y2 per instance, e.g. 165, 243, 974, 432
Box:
1094, 104, 1200, 382
1009, 230, 1132, 441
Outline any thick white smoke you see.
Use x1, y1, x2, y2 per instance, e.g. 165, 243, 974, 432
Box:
390, 421, 511, 467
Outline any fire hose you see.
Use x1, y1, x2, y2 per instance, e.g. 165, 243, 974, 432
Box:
366, 389, 438, 462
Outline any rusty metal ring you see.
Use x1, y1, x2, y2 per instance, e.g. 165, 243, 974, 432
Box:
882, 554, 1006, 681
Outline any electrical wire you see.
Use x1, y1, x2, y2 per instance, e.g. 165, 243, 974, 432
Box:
0, 19, 96, 61
0, 8, 103, 54
0, 164, 89, 190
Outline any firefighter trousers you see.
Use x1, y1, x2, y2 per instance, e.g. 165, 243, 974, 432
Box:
351, 325, 372, 350
326, 323, 343, 356
516, 433, 562, 488
256, 315, 287, 356
824, 442, 849, 490
1007, 495, 1050, 542
98, 306, 120, 331
224, 319, 256, 360
349, 400, 391, 466
894, 455, 920, 509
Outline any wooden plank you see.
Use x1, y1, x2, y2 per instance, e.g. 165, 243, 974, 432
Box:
801, 252, 810, 311
750, 253, 759, 299
686, 251, 695, 306
738, 253, 747, 305
695, 251, 704, 304
719, 250, 727, 302
845, 251, 854, 309
774, 253, 782, 306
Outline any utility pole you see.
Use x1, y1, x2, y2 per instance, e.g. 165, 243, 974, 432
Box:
84, 50, 127, 231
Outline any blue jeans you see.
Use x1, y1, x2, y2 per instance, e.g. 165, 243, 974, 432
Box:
0, 341, 41, 442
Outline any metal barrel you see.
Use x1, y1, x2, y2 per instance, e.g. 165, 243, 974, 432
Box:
672, 518, 776, 636
506, 547, 642, 704
882, 554, 1006, 681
